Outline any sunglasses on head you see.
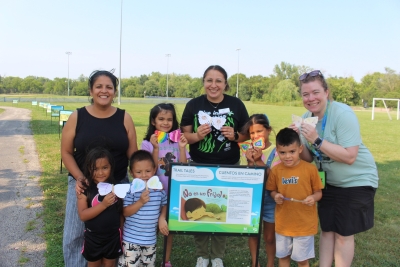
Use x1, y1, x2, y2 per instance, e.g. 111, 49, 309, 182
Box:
299, 70, 323, 81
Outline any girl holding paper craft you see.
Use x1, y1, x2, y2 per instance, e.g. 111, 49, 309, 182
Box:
61, 70, 138, 267
181, 65, 249, 267
240, 114, 280, 267
141, 103, 190, 267
291, 70, 378, 267
119, 150, 168, 267
77, 147, 123, 267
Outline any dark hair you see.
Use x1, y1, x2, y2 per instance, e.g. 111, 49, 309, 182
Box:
88, 70, 119, 104
129, 150, 156, 171
202, 65, 230, 91
276, 128, 301, 147
184, 198, 206, 213
240, 114, 272, 135
83, 147, 122, 212
144, 103, 179, 141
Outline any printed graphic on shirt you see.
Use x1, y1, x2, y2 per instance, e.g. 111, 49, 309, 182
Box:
194, 110, 235, 153
281, 176, 299, 185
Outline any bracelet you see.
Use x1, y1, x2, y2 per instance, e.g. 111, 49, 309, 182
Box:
316, 138, 324, 149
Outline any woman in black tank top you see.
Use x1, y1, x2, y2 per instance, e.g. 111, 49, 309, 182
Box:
61, 70, 138, 267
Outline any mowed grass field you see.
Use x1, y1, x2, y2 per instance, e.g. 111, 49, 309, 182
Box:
1, 99, 399, 267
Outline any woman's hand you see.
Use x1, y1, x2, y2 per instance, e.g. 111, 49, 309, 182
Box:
150, 134, 159, 149
220, 126, 235, 141
196, 124, 212, 140
300, 122, 319, 144
288, 123, 300, 135
75, 177, 89, 195
178, 134, 188, 148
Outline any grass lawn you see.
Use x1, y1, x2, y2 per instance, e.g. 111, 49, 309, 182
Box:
1, 100, 399, 267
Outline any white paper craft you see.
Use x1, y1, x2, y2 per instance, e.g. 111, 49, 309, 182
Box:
97, 183, 131, 198
198, 111, 212, 125
130, 176, 163, 193
211, 117, 226, 130
292, 115, 318, 128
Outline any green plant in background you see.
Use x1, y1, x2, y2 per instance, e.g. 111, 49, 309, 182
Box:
206, 203, 222, 213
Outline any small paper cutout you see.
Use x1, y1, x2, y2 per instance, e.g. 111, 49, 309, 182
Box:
292, 114, 318, 128
198, 111, 212, 125
211, 117, 226, 130
130, 176, 163, 193
155, 129, 181, 143
97, 182, 131, 198
238, 137, 265, 153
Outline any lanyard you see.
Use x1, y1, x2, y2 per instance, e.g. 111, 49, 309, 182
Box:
308, 101, 330, 170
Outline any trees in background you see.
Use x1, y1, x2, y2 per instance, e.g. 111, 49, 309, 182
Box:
1, 62, 399, 107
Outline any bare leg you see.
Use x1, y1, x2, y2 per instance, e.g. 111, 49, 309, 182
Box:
248, 236, 260, 267
263, 222, 276, 267
297, 259, 309, 267
319, 231, 334, 267
87, 260, 102, 267
102, 258, 117, 267
165, 234, 174, 262
334, 233, 354, 267
278, 255, 290, 267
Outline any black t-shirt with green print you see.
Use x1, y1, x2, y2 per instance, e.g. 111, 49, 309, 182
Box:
181, 94, 249, 164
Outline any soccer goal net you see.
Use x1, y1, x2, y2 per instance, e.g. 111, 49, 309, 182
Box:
371, 98, 400, 120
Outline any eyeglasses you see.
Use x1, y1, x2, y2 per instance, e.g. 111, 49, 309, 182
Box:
299, 70, 323, 81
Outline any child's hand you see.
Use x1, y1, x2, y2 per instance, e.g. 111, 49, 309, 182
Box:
251, 147, 263, 162
274, 193, 284, 205
196, 124, 212, 140
102, 193, 116, 208
303, 195, 315, 206
150, 134, 159, 149
159, 218, 169, 236
178, 134, 188, 148
139, 190, 150, 205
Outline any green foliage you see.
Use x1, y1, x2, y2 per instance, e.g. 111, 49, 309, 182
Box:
205, 203, 222, 213
221, 204, 227, 212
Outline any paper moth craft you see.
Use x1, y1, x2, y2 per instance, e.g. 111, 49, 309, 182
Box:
211, 116, 226, 130
155, 129, 181, 143
130, 176, 163, 193
198, 111, 212, 125
97, 183, 131, 198
291, 115, 318, 128
238, 137, 265, 153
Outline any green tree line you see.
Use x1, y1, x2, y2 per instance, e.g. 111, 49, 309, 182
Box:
1, 62, 399, 107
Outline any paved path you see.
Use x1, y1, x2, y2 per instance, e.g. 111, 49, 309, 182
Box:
0, 106, 46, 267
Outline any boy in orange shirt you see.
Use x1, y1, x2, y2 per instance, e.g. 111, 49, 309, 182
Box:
266, 128, 323, 267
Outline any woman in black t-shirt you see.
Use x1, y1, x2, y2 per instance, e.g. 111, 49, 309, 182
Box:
181, 65, 249, 267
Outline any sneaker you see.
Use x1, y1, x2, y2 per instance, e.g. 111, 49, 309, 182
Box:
211, 258, 224, 267
196, 257, 210, 267
161, 261, 172, 267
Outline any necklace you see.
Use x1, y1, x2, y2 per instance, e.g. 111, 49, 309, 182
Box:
206, 95, 223, 109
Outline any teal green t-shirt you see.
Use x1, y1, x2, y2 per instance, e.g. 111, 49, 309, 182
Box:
302, 101, 378, 188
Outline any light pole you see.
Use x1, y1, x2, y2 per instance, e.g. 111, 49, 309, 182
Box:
118, 0, 123, 105
166, 54, 171, 98
236, 48, 240, 98
66, 52, 72, 96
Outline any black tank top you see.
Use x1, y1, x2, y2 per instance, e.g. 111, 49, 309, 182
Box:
71, 107, 129, 182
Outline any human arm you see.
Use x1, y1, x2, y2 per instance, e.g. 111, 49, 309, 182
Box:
244, 148, 265, 167
77, 192, 116, 221
178, 134, 188, 163
148, 134, 160, 166
182, 124, 211, 144
60, 111, 88, 194
270, 191, 284, 205
124, 112, 138, 159
303, 190, 322, 206
300, 121, 359, 165
122, 190, 150, 217
158, 205, 169, 236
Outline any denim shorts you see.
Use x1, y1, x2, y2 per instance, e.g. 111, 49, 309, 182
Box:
262, 190, 276, 223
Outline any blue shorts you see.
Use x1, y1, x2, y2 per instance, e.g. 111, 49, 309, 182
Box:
262, 190, 276, 223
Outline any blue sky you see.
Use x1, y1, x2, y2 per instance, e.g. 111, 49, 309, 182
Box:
1, 0, 399, 81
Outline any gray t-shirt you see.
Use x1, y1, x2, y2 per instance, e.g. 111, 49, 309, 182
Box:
302, 101, 378, 188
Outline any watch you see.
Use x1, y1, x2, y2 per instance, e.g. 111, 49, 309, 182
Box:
313, 137, 323, 148
234, 132, 239, 141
